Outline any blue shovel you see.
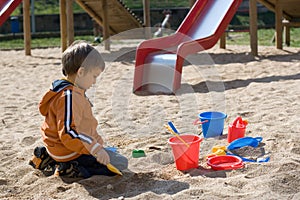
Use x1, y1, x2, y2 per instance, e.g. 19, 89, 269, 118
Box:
168, 121, 180, 134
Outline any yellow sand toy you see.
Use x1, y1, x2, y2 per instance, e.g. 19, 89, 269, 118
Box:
206, 145, 227, 159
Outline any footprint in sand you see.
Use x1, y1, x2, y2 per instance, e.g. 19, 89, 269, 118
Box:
21, 136, 37, 146
291, 147, 300, 155
0, 179, 7, 185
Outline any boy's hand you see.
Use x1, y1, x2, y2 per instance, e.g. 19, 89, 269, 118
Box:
95, 148, 110, 165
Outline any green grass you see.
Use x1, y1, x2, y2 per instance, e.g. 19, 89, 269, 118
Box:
226, 28, 300, 47
12, 1, 84, 15
0, 28, 299, 50
0, 35, 94, 49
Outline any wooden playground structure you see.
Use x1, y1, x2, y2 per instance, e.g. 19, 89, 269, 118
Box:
20, 0, 150, 55
61, 0, 146, 51
220, 0, 300, 55
5, 0, 300, 56
257, 0, 300, 49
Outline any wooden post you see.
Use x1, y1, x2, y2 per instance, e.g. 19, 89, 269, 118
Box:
219, 32, 226, 49
60, 0, 67, 52
66, 0, 74, 46
102, 0, 110, 51
275, 0, 283, 49
284, 22, 290, 46
23, 0, 31, 56
143, 0, 151, 39
249, 0, 258, 56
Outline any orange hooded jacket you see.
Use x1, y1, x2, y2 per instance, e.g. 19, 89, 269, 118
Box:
39, 80, 104, 162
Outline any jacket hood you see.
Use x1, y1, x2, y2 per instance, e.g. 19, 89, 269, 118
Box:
39, 79, 73, 116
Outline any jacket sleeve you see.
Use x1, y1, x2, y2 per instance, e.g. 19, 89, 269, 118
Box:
56, 89, 104, 155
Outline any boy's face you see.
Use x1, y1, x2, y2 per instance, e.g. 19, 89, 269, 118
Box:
75, 67, 102, 90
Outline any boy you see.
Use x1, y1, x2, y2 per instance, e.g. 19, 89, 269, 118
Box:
30, 41, 127, 178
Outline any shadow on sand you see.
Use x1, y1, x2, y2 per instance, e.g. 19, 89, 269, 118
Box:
60, 170, 190, 199
186, 72, 300, 94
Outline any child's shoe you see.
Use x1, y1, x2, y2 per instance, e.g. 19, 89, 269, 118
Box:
29, 146, 56, 170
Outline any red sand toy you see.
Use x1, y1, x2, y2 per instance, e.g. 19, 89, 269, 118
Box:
207, 155, 244, 171
227, 116, 248, 143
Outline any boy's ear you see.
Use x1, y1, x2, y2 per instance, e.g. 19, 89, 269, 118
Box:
77, 67, 85, 77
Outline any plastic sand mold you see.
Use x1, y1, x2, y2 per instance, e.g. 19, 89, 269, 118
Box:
227, 137, 270, 163
207, 155, 244, 170
132, 150, 146, 158
206, 145, 226, 158
227, 137, 263, 150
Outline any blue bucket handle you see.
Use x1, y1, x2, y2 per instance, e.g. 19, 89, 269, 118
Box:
193, 118, 209, 125
226, 152, 270, 163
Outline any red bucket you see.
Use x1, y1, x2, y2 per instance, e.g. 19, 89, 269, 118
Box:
168, 134, 202, 170
227, 116, 248, 143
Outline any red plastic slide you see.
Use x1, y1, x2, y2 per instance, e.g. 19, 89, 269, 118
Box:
0, 0, 22, 26
133, 0, 242, 93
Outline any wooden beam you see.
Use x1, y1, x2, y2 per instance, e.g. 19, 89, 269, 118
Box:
23, 0, 31, 55
275, 0, 283, 49
60, 0, 67, 52
102, 0, 110, 51
249, 0, 258, 56
75, 0, 119, 35
256, 0, 292, 20
285, 21, 300, 26
75, 0, 103, 27
143, 0, 151, 39
66, 0, 74, 46
114, 0, 142, 28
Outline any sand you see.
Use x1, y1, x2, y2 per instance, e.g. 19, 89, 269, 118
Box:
0, 42, 299, 200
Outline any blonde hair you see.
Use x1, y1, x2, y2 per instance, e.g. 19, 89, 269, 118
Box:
62, 40, 105, 76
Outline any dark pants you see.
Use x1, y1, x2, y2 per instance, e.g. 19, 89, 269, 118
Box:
73, 154, 115, 177
73, 149, 128, 178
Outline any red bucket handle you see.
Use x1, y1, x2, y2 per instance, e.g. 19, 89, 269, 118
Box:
231, 116, 248, 128
232, 116, 242, 126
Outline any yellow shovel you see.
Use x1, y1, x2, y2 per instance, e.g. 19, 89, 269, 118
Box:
107, 163, 123, 176
164, 124, 190, 148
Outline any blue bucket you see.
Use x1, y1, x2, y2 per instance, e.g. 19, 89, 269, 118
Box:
198, 111, 227, 138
